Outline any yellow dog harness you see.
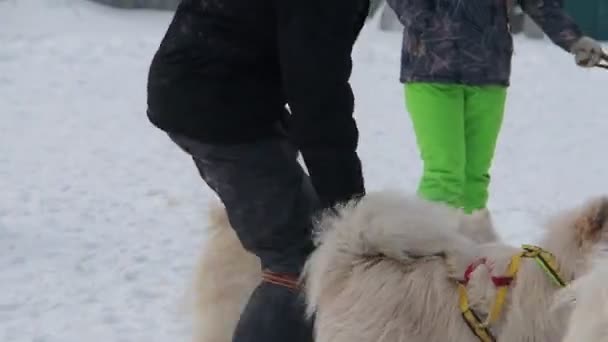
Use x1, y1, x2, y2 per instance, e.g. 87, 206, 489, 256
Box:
457, 245, 568, 342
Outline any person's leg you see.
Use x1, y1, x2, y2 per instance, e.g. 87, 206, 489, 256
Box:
405, 82, 466, 208
169, 132, 319, 342
462, 85, 507, 213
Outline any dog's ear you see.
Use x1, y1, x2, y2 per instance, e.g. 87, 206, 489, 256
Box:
575, 196, 608, 245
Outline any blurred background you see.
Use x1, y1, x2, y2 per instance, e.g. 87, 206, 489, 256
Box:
87, 0, 608, 40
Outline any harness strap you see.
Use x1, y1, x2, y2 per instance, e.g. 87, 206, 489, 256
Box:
463, 258, 487, 283
458, 284, 496, 342
482, 254, 522, 327
459, 244, 568, 342
521, 245, 567, 287
463, 258, 515, 288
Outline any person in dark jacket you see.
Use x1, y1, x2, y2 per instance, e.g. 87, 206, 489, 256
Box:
386, 0, 604, 215
146, 0, 369, 341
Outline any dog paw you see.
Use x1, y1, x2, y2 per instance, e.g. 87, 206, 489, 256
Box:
459, 209, 500, 244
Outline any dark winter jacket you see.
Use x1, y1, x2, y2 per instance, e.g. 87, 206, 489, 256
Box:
146, 0, 369, 209
386, 0, 583, 86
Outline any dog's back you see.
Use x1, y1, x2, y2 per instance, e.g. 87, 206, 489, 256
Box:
303, 192, 488, 342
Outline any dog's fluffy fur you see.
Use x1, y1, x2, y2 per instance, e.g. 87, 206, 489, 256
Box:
555, 248, 608, 342
190, 203, 260, 342
303, 191, 608, 342
190, 191, 608, 342
190, 193, 498, 342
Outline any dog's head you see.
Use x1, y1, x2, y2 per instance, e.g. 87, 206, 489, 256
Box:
543, 196, 608, 278
458, 209, 500, 244
572, 196, 608, 251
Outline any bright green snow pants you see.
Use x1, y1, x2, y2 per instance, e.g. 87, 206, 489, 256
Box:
405, 83, 507, 213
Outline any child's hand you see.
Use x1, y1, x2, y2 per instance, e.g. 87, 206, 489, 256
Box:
571, 36, 604, 68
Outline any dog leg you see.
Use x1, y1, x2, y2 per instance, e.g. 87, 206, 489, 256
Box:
459, 208, 500, 244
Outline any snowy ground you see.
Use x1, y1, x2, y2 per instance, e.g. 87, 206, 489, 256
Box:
1, 1, 607, 341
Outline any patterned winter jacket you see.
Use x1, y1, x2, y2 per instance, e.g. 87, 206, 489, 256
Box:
386, 0, 583, 86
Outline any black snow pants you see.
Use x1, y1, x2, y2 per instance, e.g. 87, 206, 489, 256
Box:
168, 128, 320, 342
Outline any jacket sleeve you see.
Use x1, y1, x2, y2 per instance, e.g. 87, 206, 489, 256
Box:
520, 0, 583, 52
274, 0, 367, 209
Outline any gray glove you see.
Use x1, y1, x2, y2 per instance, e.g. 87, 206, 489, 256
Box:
571, 36, 604, 68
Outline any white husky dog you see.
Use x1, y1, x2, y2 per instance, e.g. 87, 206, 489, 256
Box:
303, 191, 608, 342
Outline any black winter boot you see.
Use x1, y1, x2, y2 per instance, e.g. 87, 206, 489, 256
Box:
232, 273, 313, 342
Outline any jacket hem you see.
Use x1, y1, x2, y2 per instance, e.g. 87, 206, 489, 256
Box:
400, 76, 510, 87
